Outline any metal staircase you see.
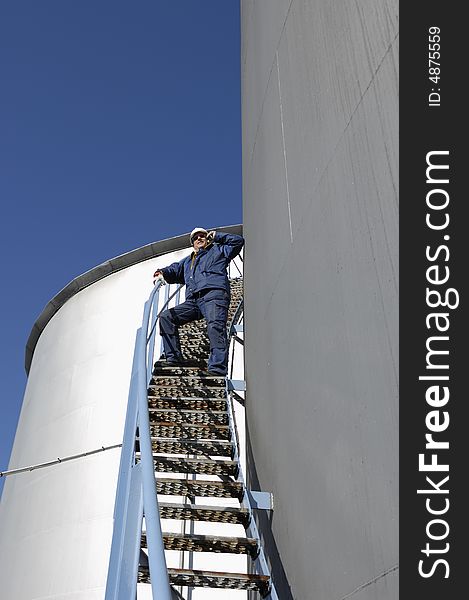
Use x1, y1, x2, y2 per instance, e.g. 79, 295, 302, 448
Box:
105, 269, 278, 599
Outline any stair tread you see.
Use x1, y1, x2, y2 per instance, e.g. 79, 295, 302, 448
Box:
149, 384, 225, 392
150, 423, 231, 441
138, 567, 270, 595
148, 396, 226, 406
151, 421, 229, 427
152, 374, 223, 381
151, 438, 234, 457
163, 532, 256, 544
152, 436, 232, 443
159, 502, 250, 526
150, 421, 230, 430
152, 384, 226, 393
150, 408, 228, 414
155, 456, 236, 466
148, 394, 225, 399
149, 409, 229, 426
142, 531, 258, 557
156, 477, 243, 499
153, 456, 238, 476
148, 387, 226, 399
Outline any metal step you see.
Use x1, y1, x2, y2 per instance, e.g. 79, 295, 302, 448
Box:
156, 477, 243, 500
178, 328, 209, 337
175, 343, 210, 350
158, 502, 250, 526
153, 344, 212, 355
152, 365, 210, 377
138, 567, 270, 596
151, 438, 234, 458
148, 396, 227, 411
148, 386, 226, 399
150, 422, 231, 441
149, 381, 226, 398
173, 341, 209, 349
141, 532, 259, 558
154, 456, 238, 477
152, 374, 225, 387
154, 344, 208, 352
178, 329, 209, 337
149, 408, 228, 426
178, 352, 213, 361
152, 363, 211, 372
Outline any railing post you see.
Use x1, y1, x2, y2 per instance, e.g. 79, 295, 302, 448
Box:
147, 285, 161, 382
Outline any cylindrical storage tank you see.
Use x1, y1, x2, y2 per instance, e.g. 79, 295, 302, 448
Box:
0, 226, 242, 600
241, 1, 398, 599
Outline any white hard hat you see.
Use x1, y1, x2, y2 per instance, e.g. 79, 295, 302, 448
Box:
190, 227, 208, 243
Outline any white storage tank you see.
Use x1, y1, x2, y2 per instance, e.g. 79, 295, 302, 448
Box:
0, 226, 243, 600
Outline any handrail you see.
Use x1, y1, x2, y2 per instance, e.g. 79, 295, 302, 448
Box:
147, 283, 184, 343
138, 282, 173, 600
106, 280, 175, 600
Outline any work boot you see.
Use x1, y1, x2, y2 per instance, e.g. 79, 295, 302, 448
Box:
198, 368, 227, 378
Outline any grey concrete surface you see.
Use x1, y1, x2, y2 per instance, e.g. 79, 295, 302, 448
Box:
241, 1, 398, 599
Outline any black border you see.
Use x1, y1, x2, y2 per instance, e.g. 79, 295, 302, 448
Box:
400, 6, 465, 596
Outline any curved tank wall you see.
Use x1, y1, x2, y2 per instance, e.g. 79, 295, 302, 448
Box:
241, 2, 398, 600
0, 226, 242, 600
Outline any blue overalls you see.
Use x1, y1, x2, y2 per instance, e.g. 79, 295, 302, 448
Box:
159, 232, 244, 375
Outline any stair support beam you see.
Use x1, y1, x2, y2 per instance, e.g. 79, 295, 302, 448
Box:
228, 379, 246, 392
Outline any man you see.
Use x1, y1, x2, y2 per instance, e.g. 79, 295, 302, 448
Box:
153, 227, 244, 376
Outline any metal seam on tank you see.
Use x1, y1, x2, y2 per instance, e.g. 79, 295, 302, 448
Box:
293, 30, 400, 242
246, 0, 296, 187
338, 564, 399, 600
276, 50, 294, 244
260, 32, 399, 336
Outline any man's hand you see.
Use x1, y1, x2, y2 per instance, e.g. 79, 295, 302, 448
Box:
207, 230, 216, 243
153, 270, 166, 285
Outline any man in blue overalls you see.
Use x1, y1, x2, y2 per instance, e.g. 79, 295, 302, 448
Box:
153, 228, 244, 376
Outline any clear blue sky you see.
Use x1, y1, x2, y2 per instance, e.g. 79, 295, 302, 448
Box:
0, 1, 241, 494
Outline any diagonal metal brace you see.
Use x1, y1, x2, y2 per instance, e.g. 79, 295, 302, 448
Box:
229, 323, 244, 338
